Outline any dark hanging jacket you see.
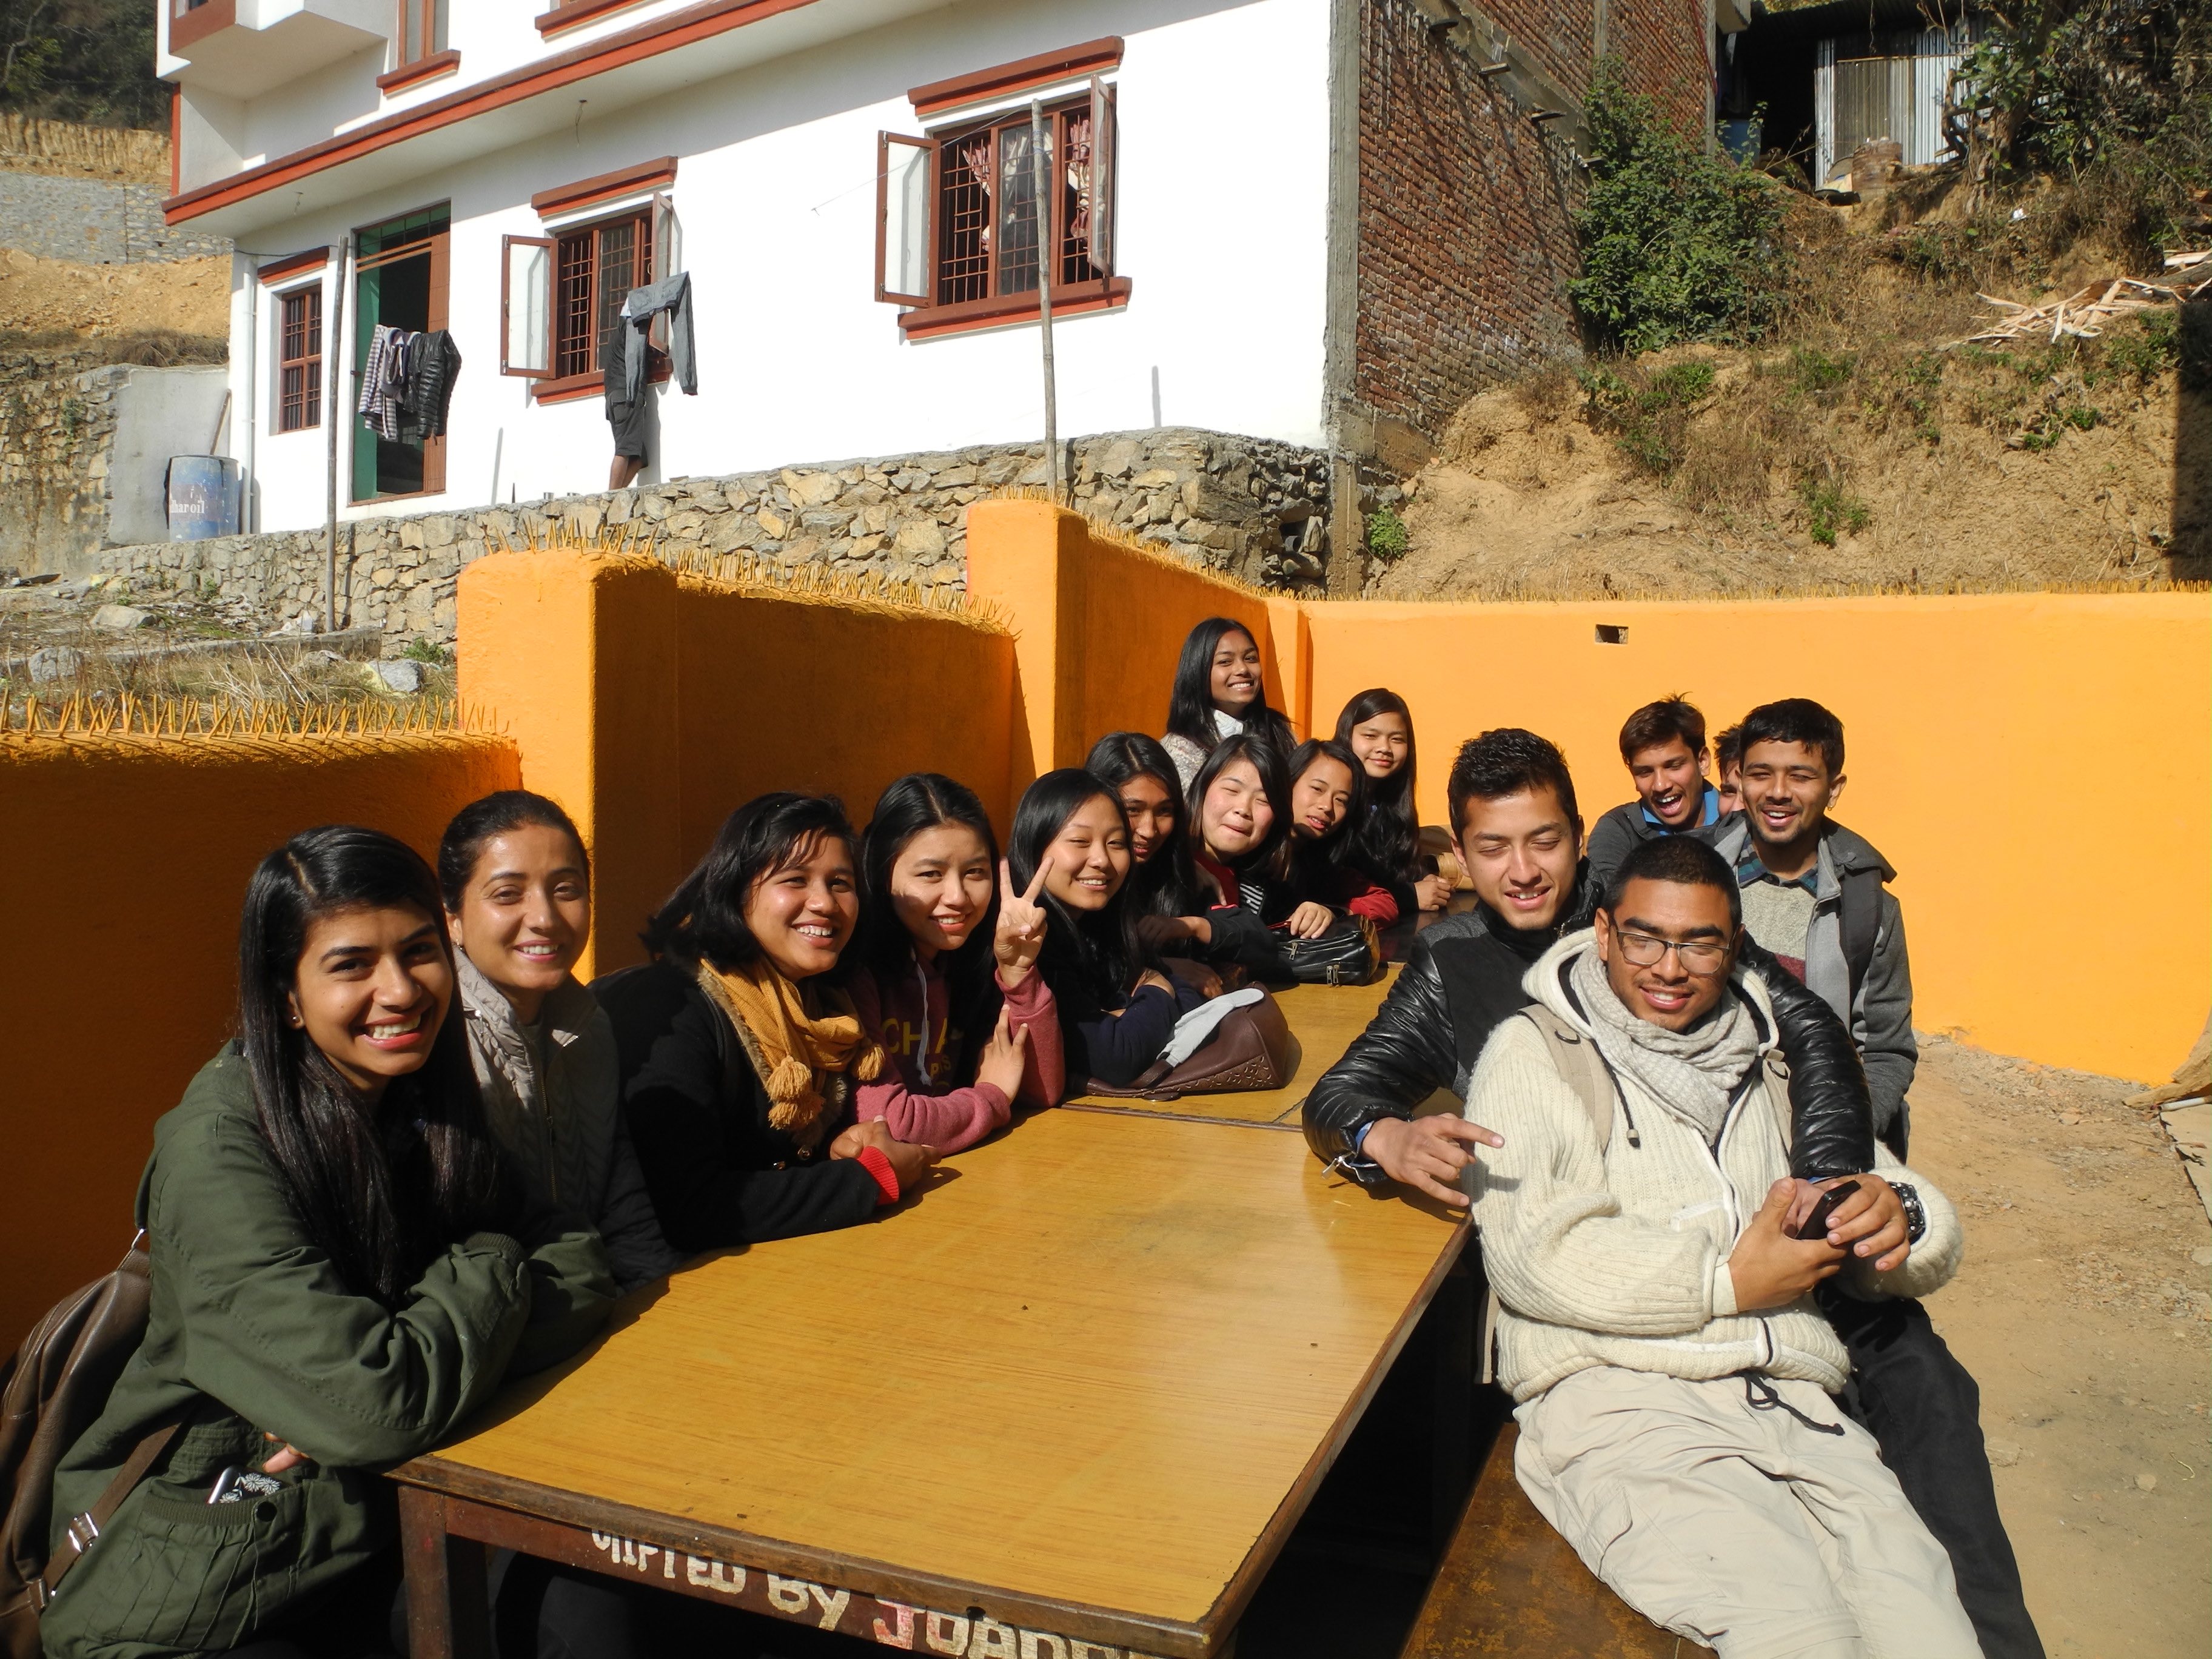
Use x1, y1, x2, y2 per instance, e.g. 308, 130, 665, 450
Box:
40, 1047, 613, 1659
595, 959, 882, 1248
398, 329, 461, 440
1300, 863, 1877, 1184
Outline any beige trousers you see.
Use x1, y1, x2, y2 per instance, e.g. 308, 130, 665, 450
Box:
1514, 1366, 1983, 1659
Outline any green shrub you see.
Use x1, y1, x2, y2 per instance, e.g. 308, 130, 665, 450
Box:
1569, 62, 1792, 353
1799, 476, 1872, 546
1364, 507, 1409, 558
401, 636, 446, 665
1578, 360, 1715, 478
1787, 346, 1855, 394
2104, 311, 2180, 383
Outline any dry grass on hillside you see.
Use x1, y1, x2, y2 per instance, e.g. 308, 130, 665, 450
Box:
0, 247, 229, 339
1377, 186, 2208, 600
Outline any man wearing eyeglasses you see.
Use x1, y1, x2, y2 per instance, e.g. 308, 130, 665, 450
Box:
1464, 832, 1980, 1658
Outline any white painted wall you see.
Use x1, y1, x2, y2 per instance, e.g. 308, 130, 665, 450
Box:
107, 366, 235, 545
220, 0, 1335, 534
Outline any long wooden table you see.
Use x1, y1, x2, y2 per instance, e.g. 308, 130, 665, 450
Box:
396, 1107, 1469, 1659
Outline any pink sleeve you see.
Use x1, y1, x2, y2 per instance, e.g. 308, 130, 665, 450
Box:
847, 970, 1013, 1154
997, 967, 1065, 1108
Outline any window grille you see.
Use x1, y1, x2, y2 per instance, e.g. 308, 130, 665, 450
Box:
277, 287, 322, 432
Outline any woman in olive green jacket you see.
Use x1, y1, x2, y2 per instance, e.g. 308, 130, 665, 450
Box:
40, 826, 615, 1659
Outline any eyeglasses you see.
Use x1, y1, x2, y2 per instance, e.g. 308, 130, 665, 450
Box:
1614, 930, 1731, 976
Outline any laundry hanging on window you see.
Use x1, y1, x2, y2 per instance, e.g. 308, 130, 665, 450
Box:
358, 323, 462, 442
616, 272, 697, 403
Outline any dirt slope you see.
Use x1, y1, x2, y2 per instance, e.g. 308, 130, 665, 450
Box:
1374, 335, 2198, 598
1908, 1036, 2209, 1658
0, 247, 229, 337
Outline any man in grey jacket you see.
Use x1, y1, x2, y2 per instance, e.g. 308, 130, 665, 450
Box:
1708, 699, 1914, 1157
1704, 695, 2044, 1658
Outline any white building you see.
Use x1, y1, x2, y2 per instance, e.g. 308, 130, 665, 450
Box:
161, 0, 1646, 534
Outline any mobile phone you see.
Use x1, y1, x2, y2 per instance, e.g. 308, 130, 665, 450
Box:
1792, 1179, 1862, 1241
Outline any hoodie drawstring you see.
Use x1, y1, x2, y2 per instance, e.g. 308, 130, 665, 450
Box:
1741, 1372, 1845, 1435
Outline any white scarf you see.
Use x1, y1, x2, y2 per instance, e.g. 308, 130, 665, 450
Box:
1212, 706, 1244, 740
1569, 947, 1761, 1141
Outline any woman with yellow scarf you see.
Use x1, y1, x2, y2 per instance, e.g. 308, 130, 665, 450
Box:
598, 793, 940, 1248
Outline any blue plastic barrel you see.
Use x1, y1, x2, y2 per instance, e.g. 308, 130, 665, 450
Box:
166, 455, 244, 541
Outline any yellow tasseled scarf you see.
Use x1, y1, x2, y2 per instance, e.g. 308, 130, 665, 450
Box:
696, 959, 884, 1134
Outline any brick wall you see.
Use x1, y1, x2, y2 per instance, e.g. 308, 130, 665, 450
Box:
1350, 0, 1714, 444
1610, 0, 1714, 139
1353, 0, 1586, 442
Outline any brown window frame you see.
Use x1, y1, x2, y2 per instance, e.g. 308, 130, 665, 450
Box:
877, 78, 1122, 339
393, 0, 444, 69
552, 206, 653, 382
276, 284, 322, 434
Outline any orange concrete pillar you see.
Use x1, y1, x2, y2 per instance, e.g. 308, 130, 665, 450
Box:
1265, 596, 1313, 739
965, 499, 1090, 798
458, 551, 682, 980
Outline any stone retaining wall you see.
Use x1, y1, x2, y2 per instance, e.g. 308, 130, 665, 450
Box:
0, 348, 122, 574
0, 171, 232, 264
95, 427, 1392, 646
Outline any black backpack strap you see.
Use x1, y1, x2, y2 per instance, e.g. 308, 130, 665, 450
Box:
1838, 868, 1882, 1005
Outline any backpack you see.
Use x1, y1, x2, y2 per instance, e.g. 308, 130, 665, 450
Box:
1837, 866, 1883, 1008
1473, 1007, 1793, 1384
0, 1235, 179, 1659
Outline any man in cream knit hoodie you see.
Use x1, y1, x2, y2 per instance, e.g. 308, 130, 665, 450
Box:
1466, 834, 1978, 1659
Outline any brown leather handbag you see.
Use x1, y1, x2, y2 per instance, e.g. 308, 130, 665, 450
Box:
1082, 988, 1296, 1101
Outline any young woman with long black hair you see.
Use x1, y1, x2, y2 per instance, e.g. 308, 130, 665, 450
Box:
1007, 768, 1210, 1090
438, 790, 679, 1292
1281, 737, 1398, 927
598, 793, 937, 1250
1084, 731, 1208, 918
42, 826, 614, 1659
1159, 616, 1296, 789
846, 773, 1063, 1152
1333, 687, 1450, 914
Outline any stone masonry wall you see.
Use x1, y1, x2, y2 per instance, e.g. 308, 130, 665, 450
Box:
94, 428, 1342, 648
1355, 0, 1586, 444
0, 172, 232, 264
0, 349, 124, 575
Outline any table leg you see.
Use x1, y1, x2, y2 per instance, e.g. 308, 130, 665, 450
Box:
398, 1485, 492, 1659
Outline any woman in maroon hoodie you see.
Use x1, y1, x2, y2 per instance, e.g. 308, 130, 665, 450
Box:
847, 773, 1063, 1150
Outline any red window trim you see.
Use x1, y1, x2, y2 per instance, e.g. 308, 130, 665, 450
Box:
899, 275, 1131, 341
534, 0, 645, 38
163, 0, 814, 225
257, 245, 330, 284
531, 156, 677, 218
908, 36, 1122, 116
169, 0, 235, 52
377, 49, 461, 93
532, 359, 671, 404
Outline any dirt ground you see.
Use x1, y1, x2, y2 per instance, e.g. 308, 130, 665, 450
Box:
0, 247, 229, 336
1905, 1036, 2210, 1658
1376, 351, 2197, 600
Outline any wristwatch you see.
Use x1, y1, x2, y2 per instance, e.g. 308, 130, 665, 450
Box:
1890, 1181, 1927, 1244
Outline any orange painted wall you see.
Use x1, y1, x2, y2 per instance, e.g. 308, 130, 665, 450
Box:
967, 501, 1290, 791
673, 577, 1014, 930
0, 729, 519, 1341
1298, 594, 2211, 1082
460, 551, 1014, 979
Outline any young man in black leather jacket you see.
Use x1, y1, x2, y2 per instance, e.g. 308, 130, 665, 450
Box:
1303, 728, 2042, 1659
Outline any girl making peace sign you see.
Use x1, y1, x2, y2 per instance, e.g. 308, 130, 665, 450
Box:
846, 774, 1066, 1148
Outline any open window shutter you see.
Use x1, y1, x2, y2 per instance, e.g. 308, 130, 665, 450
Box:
1088, 78, 1117, 278
876, 131, 936, 305
649, 192, 681, 352
500, 234, 553, 377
